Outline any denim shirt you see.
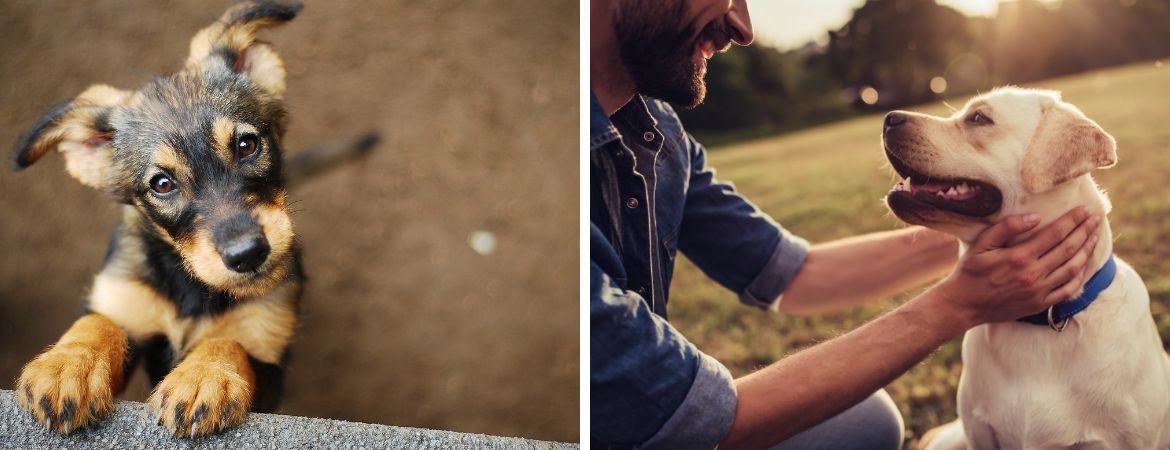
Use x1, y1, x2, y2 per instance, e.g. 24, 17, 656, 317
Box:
590, 92, 810, 449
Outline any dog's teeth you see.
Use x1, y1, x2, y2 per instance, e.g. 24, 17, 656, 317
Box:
946, 187, 957, 196
956, 184, 967, 194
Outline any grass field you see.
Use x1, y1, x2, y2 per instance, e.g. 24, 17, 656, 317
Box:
671, 61, 1170, 443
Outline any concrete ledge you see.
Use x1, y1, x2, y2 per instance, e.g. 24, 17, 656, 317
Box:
0, 390, 576, 449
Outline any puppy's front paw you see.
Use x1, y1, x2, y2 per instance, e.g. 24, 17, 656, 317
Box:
16, 344, 121, 434
149, 342, 254, 437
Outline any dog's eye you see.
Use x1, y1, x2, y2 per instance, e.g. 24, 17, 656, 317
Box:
967, 111, 993, 125
149, 174, 178, 195
235, 134, 260, 159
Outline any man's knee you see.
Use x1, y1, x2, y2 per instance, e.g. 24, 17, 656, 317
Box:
768, 389, 904, 450
853, 389, 905, 450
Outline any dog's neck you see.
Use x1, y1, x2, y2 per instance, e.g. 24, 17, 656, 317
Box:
961, 175, 1114, 275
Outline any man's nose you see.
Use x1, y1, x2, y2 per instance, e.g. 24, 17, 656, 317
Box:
728, 0, 753, 46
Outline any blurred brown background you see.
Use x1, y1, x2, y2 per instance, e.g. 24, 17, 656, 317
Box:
0, 0, 578, 441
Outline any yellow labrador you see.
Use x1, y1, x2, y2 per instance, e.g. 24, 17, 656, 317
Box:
881, 87, 1170, 449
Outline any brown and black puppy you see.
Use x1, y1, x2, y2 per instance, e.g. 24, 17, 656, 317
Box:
11, 1, 305, 438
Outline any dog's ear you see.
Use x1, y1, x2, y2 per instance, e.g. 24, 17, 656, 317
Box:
1020, 100, 1117, 193
186, 1, 303, 98
12, 84, 132, 189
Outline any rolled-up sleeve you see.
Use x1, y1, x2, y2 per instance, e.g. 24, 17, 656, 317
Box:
677, 136, 809, 310
591, 261, 737, 449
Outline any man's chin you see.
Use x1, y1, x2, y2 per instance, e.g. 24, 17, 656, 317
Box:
636, 71, 705, 110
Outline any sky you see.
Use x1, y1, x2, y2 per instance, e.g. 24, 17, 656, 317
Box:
752, 0, 1001, 50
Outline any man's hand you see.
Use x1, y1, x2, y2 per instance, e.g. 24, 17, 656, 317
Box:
933, 207, 1100, 329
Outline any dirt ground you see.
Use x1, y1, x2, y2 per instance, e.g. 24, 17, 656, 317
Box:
0, 0, 578, 441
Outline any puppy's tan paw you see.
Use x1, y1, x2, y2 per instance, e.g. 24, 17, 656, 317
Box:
16, 344, 121, 434
149, 351, 253, 437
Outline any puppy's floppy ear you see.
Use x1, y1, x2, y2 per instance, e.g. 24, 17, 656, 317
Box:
186, 1, 303, 98
12, 84, 132, 189
1020, 100, 1117, 193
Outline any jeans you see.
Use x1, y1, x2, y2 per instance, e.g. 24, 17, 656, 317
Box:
766, 390, 904, 450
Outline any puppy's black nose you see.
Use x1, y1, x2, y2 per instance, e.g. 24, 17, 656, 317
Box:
884, 112, 907, 130
221, 235, 270, 273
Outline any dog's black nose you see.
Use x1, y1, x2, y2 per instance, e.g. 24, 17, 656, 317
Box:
221, 235, 270, 273
884, 112, 907, 130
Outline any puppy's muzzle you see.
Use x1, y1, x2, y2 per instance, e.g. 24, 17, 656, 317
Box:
214, 214, 271, 273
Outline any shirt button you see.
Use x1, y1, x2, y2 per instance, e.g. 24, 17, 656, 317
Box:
635, 286, 648, 296
642, 131, 655, 142
625, 197, 639, 209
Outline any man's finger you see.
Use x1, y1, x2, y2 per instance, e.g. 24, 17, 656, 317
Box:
1043, 265, 1090, 307
1035, 219, 1098, 274
1016, 207, 1093, 259
1042, 235, 1092, 288
971, 213, 1041, 253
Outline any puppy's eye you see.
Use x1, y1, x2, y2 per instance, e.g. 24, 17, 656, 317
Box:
235, 133, 259, 159
967, 111, 993, 125
149, 174, 178, 195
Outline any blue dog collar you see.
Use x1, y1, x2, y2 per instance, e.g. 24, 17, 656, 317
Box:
1018, 255, 1117, 331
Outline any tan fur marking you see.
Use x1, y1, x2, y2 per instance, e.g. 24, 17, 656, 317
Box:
185, 3, 291, 97
24, 85, 131, 188
188, 281, 299, 364
151, 222, 178, 246
181, 228, 237, 291
255, 199, 294, 272
148, 338, 255, 437
76, 84, 131, 106
240, 44, 287, 97
16, 314, 128, 434
91, 248, 296, 365
88, 274, 175, 342
212, 117, 236, 164
59, 140, 113, 188
153, 145, 194, 187
175, 201, 293, 299
186, 25, 226, 69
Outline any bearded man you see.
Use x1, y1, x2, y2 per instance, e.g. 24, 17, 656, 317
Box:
589, 1, 1101, 449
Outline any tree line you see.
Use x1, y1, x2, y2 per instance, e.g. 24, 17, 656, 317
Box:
679, 0, 1170, 142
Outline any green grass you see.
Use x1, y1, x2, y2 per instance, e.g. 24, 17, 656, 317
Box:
669, 60, 1170, 443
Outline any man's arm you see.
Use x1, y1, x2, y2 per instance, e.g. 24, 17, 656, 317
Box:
591, 258, 738, 450
719, 209, 1101, 450
777, 226, 958, 316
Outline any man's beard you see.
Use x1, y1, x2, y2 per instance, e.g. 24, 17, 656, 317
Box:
613, 0, 707, 110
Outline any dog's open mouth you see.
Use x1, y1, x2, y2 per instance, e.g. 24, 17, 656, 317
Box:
885, 151, 1002, 217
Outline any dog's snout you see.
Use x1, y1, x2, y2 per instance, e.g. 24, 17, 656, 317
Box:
221, 235, 270, 273
884, 112, 908, 131
214, 214, 270, 273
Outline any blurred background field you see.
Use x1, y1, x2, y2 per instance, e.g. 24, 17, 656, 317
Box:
670, 60, 1170, 443
0, 0, 577, 441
